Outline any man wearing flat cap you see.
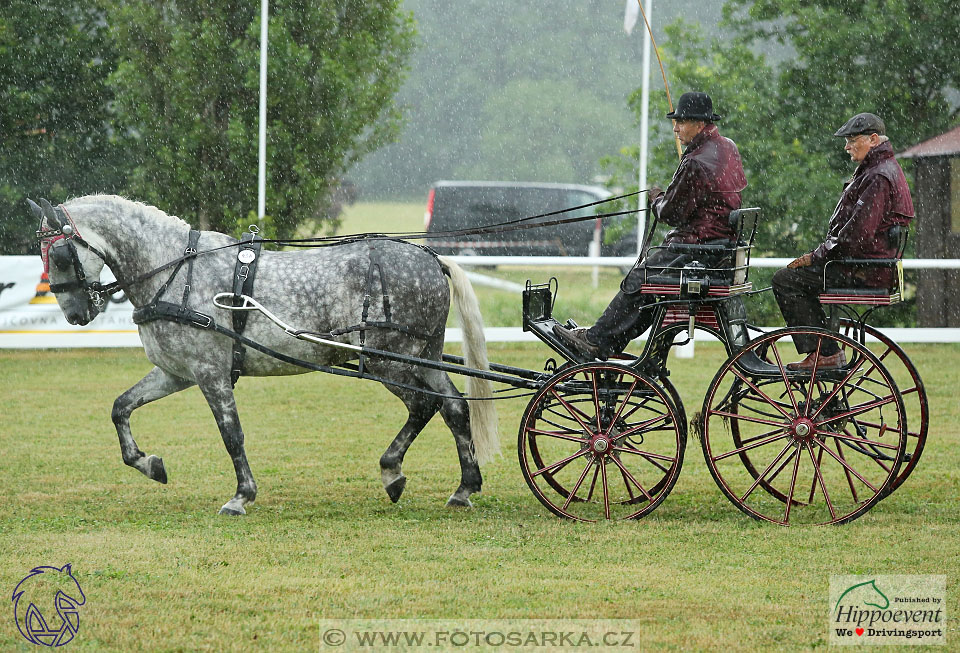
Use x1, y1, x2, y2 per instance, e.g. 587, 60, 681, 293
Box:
555, 91, 747, 360
772, 112, 915, 370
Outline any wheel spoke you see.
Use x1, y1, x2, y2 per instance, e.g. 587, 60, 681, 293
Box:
783, 445, 803, 524
532, 448, 589, 478
811, 438, 878, 492
549, 388, 596, 435
806, 442, 837, 521
768, 340, 801, 413
731, 368, 793, 419
600, 457, 611, 519
561, 459, 595, 511
739, 441, 795, 502
835, 439, 859, 504
713, 431, 788, 462
608, 454, 654, 503
527, 427, 587, 444
816, 428, 901, 451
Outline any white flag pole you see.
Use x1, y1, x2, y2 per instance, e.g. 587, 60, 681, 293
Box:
637, 0, 652, 256
257, 0, 269, 226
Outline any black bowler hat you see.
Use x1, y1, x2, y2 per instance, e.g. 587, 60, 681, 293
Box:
666, 92, 722, 122
834, 112, 886, 137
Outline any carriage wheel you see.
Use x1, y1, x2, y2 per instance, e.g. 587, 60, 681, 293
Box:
518, 362, 685, 521
837, 319, 928, 491
700, 328, 907, 525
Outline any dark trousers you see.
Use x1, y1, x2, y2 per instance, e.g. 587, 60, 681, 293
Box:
585, 248, 679, 359
772, 264, 845, 355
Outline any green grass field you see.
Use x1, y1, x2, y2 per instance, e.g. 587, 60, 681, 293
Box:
2, 340, 958, 651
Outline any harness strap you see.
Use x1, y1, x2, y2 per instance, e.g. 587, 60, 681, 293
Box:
230, 232, 263, 386
131, 300, 512, 400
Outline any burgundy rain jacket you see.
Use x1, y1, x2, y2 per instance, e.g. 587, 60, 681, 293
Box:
650, 123, 747, 244
810, 141, 915, 288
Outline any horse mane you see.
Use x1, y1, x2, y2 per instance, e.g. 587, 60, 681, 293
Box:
68, 194, 192, 230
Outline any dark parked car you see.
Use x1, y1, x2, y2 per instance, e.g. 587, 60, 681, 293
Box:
423, 181, 638, 257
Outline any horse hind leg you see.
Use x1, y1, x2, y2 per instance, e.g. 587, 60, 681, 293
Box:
424, 370, 483, 508
112, 366, 195, 484
378, 389, 442, 503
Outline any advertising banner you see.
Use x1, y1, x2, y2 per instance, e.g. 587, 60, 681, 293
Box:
0, 256, 141, 348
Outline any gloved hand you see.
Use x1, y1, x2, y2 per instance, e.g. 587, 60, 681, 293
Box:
647, 186, 664, 207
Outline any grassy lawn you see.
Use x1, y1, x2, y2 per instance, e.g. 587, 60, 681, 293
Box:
1, 340, 957, 651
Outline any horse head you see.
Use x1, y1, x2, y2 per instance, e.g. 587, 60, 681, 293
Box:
31, 197, 107, 326
12, 563, 86, 646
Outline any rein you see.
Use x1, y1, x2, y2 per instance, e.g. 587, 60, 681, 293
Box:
39, 190, 653, 304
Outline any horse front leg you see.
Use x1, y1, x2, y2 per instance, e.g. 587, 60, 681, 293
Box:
113, 366, 195, 483
196, 378, 257, 516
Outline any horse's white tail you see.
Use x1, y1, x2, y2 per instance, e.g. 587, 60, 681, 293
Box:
437, 256, 500, 465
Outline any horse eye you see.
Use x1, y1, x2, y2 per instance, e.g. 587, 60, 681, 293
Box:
50, 246, 73, 271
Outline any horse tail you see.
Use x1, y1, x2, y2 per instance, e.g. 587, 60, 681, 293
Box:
437, 256, 500, 465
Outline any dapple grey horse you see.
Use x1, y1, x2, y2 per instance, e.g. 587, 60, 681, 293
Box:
33, 194, 499, 514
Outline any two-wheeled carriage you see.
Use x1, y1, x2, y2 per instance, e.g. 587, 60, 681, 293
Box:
513, 208, 926, 524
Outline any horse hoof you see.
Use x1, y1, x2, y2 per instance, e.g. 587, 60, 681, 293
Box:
446, 495, 473, 508
385, 475, 407, 503
148, 456, 168, 484
218, 506, 246, 516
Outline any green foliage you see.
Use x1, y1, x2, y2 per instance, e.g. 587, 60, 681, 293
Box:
0, 2, 125, 254
106, 0, 416, 239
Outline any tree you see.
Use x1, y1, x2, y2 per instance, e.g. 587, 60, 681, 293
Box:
106, 0, 415, 238
724, 0, 960, 158
0, 2, 124, 254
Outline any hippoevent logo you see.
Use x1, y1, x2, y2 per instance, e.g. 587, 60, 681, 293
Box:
11, 564, 86, 647
830, 575, 946, 646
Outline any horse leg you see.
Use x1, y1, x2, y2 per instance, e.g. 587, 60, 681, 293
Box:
112, 366, 195, 483
423, 370, 483, 508
379, 389, 442, 503
195, 378, 257, 516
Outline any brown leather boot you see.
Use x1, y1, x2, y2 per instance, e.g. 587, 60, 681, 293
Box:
786, 350, 846, 371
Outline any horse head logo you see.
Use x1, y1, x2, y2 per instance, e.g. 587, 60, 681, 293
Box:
12, 564, 86, 647
834, 578, 890, 613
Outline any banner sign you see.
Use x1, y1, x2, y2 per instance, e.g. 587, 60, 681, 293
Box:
0, 256, 142, 348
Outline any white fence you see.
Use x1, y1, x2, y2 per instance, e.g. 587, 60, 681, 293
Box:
2, 255, 959, 348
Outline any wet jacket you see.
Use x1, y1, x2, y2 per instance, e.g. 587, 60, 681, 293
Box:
810, 141, 915, 288
650, 124, 747, 244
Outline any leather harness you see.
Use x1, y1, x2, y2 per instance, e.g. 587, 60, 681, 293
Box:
132, 231, 437, 386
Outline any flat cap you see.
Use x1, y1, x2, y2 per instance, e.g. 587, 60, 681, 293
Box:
834, 112, 886, 137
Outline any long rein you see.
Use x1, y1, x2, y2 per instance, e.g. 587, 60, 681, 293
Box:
70, 189, 653, 300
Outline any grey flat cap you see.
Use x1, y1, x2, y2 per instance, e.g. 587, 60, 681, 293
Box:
834, 112, 886, 137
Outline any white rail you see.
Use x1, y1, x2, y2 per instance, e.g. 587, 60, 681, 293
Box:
446, 255, 960, 269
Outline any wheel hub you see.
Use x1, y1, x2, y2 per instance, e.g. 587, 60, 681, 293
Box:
590, 434, 612, 457
790, 417, 816, 442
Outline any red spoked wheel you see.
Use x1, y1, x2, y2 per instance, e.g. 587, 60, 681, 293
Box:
700, 328, 907, 525
518, 362, 685, 521
837, 319, 928, 491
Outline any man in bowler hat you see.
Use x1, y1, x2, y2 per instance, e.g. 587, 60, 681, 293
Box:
772, 112, 915, 370
554, 91, 747, 360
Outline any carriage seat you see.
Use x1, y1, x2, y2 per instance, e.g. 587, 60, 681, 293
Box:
818, 226, 907, 306
640, 207, 761, 297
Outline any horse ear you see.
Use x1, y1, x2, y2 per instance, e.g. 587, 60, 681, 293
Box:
26, 198, 42, 219
61, 563, 73, 575
39, 198, 61, 228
